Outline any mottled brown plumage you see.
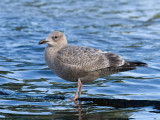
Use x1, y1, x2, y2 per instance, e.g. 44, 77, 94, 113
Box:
39, 31, 147, 100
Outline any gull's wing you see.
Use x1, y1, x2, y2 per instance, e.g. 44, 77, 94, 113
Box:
55, 45, 125, 72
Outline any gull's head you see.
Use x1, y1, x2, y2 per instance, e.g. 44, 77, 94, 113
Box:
39, 31, 68, 47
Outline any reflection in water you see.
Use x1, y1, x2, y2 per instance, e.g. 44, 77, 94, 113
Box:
73, 100, 132, 120
1, 90, 159, 119
75, 98, 160, 120
74, 101, 82, 120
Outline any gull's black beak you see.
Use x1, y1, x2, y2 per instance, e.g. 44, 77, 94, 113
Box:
39, 40, 48, 44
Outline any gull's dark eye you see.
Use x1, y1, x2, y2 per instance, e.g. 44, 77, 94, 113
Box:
52, 36, 58, 40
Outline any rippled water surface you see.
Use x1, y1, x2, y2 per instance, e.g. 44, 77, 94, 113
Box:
0, 0, 160, 119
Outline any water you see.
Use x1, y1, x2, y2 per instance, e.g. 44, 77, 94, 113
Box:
0, 0, 160, 119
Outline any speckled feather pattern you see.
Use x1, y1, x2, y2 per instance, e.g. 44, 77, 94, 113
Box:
45, 44, 125, 82
55, 45, 125, 71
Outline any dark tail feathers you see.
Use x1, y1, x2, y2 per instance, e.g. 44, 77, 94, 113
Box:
127, 61, 147, 67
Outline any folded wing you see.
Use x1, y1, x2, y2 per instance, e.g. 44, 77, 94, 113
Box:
55, 45, 125, 72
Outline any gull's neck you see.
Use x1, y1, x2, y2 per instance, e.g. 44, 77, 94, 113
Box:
46, 44, 67, 56
45, 44, 67, 67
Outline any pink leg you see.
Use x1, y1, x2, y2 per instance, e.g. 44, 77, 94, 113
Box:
73, 78, 82, 100
78, 80, 83, 98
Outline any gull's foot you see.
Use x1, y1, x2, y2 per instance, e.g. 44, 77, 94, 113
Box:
72, 96, 78, 101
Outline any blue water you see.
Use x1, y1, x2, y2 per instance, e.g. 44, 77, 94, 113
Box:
0, 0, 160, 119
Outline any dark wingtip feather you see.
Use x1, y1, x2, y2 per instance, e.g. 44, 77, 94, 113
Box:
127, 61, 147, 67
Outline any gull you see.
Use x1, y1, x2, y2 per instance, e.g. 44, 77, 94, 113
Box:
39, 31, 147, 100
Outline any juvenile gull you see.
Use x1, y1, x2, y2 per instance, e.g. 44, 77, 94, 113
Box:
39, 31, 147, 100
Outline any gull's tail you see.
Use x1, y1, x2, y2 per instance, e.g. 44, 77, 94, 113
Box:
127, 61, 147, 67
99, 61, 147, 76
116, 61, 147, 71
